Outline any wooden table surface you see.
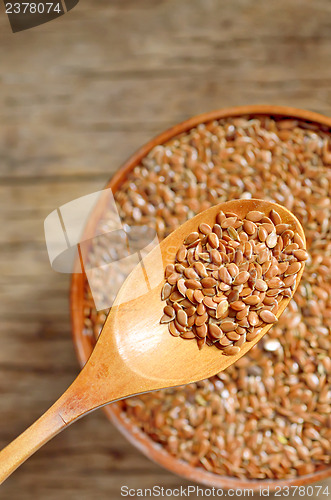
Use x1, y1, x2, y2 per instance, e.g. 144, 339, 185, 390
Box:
0, 0, 330, 498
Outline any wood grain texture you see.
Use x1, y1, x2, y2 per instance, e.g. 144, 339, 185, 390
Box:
0, 0, 330, 497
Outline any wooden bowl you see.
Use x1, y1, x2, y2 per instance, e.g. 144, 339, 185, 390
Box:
70, 105, 331, 491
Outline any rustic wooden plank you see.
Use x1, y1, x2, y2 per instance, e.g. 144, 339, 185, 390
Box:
1, 0, 331, 497
0, 0, 331, 180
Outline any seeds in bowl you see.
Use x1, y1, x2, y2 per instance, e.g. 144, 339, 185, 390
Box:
160, 208, 307, 353
83, 114, 330, 480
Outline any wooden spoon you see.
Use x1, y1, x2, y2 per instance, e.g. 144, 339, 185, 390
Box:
0, 199, 306, 483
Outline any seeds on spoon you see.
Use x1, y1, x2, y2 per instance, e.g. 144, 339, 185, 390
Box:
161, 207, 306, 355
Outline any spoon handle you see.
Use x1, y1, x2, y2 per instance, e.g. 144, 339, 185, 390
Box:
0, 367, 104, 484
0, 398, 68, 484
0, 353, 144, 483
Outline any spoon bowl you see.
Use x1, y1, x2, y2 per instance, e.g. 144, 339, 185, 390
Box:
0, 198, 306, 484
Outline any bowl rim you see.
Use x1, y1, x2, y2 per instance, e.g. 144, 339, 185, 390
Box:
70, 104, 331, 491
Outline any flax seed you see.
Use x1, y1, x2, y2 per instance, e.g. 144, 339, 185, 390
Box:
208, 323, 223, 339
259, 310, 278, 323
293, 249, 309, 261
246, 210, 264, 222
199, 223, 212, 235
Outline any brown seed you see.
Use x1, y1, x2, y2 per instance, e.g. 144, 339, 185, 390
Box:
184, 232, 199, 245
194, 242, 203, 259
218, 336, 233, 347
227, 289, 240, 302
176, 309, 188, 326
264, 265, 279, 279
169, 321, 180, 337
185, 305, 196, 317
193, 289, 204, 303
202, 287, 216, 297
199, 252, 210, 261
261, 222, 275, 234
221, 217, 237, 228
226, 331, 241, 341
233, 271, 250, 285
270, 209, 282, 225
284, 243, 299, 254
208, 232, 219, 248
243, 220, 256, 235
197, 337, 205, 350
199, 222, 212, 234
223, 345, 241, 355
231, 300, 246, 311
239, 287, 252, 297
184, 267, 200, 280
267, 277, 283, 289
243, 295, 260, 306
218, 267, 232, 285
212, 224, 222, 238
165, 264, 175, 278
246, 328, 261, 341
281, 287, 292, 297
227, 263, 239, 277
246, 210, 264, 222
248, 311, 259, 326
266, 232, 278, 248
214, 292, 226, 303
259, 309, 278, 323
257, 249, 269, 264
293, 233, 305, 249
185, 289, 196, 303
282, 229, 294, 240
170, 291, 184, 302
185, 279, 202, 289
234, 248, 243, 265
175, 263, 186, 274
160, 313, 173, 324
276, 223, 290, 235
234, 334, 246, 347
216, 211, 226, 225
283, 274, 296, 287
285, 261, 301, 276
201, 277, 217, 288
277, 261, 289, 274
161, 282, 172, 300
176, 244, 187, 262
228, 226, 239, 241
203, 296, 217, 309
236, 306, 249, 320
263, 296, 277, 306
196, 303, 206, 315
196, 323, 208, 338
255, 279, 268, 292
216, 300, 229, 319
220, 320, 236, 332
265, 288, 280, 297
208, 323, 223, 339
177, 278, 187, 296
258, 227, 268, 242
180, 331, 196, 339
164, 305, 176, 318
168, 272, 182, 285
194, 261, 208, 278
237, 317, 250, 328
210, 249, 222, 265
243, 241, 253, 259
195, 312, 208, 326
293, 249, 309, 261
